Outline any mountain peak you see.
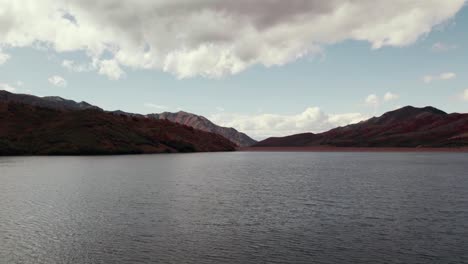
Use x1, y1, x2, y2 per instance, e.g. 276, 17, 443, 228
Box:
372, 105, 447, 125
393, 105, 447, 115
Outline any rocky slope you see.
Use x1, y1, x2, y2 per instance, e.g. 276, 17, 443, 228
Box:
255, 106, 468, 148
148, 111, 257, 147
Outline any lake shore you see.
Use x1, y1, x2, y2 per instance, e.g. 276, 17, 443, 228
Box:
239, 146, 468, 153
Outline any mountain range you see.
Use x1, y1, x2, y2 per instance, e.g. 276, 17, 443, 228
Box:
1, 90, 467, 155
255, 106, 468, 148
0, 91, 236, 155
0, 90, 256, 148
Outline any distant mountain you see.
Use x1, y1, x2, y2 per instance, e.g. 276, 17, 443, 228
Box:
0, 91, 236, 155
255, 106, 468, 148
0, 90, 257, 148
0, 90, 101, 111
148, 111, 257, 147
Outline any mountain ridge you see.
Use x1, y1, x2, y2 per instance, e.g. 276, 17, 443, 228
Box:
148, 111, 257, 147
0, 90, 101, 111
255, 106, 468, 148
0, 91, 236, 155
0, 90, 255, 147
2, 90, 467, 150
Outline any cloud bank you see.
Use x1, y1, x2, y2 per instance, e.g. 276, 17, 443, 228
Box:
0, 0, 464, 78
0, 83, 16, 92
210, 107, 368, 140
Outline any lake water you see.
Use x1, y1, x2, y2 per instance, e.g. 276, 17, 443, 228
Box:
1, 152, 468, 264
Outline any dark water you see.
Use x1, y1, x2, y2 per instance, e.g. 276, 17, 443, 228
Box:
1, 152, 468, 264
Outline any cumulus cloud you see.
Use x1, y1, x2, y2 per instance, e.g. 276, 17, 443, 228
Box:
431, 42, 457, 52
210, 107, 368, 139
0, 0, 464, 78
423, 72, 456, 83
0, 50, 10, 65
365, 92, 400, 109
48, 75, 67, 87
0, 83, 16, 92
384, 92, 400, 102
365, 94, 380, 108
94, 59, 125, 80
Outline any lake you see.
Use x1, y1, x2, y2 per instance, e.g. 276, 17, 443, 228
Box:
1, 152, 467, 264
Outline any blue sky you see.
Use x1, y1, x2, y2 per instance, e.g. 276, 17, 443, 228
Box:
0, 1, 467, 139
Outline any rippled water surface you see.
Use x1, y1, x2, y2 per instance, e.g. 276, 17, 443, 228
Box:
1, 152, 468, 264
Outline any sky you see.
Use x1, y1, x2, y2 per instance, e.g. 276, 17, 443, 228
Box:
0, 0, 467, 139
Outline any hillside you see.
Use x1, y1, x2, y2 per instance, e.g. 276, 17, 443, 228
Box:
0, 93, 236, 155
148, 111, 257, 147
0, 91, 256, 148
0, 90, 101, 111
255, 106, 468, 148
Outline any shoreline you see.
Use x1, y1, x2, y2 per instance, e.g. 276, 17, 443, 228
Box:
239, 147, 468, 153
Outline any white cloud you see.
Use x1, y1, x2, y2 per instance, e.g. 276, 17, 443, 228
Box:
384, 92, 400, 102
94, 59, 125, 80
0, 83, 16, 92
0, 0, 464, 78
144, 103, 167, 110
365, 92, 400, 109
62, 59, 93, 72
423, 76, 433, 83
423, 72, 456, 83
0, 50, 10, 65
440, 72, 456, 80
365, 94, 379, 108
210, 107, 368, 140
461, 89, 468, 101
62, 59, 125, 80
431, 42, 457, 52
48, 75, 67, 87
